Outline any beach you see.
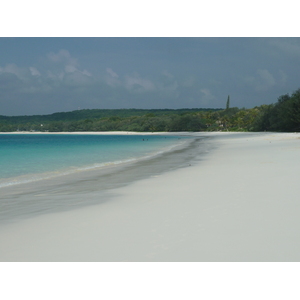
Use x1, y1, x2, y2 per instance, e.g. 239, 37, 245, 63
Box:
0, 131, 300, 261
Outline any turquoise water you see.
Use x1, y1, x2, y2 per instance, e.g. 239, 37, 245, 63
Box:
0, 134, 186, 188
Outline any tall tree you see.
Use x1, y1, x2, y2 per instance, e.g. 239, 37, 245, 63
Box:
226, 95, 230, 110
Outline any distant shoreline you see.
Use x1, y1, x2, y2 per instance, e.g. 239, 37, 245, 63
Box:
0, 131, 180, 135
0, 131, 262, 135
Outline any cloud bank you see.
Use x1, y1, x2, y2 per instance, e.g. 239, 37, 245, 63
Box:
0, 49, 210, 115
1, 38, 300, 116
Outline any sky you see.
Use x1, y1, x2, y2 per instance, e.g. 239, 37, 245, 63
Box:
1, 0, 299, 116
1, 37, 300, 116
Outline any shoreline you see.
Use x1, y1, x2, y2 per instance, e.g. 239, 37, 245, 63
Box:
0, 131, 194, 135
0, 133, 203, 223
1, 132, 300, 261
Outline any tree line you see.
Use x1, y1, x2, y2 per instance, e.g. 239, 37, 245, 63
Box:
252, 89, 300, 131
1, 89, 299, 132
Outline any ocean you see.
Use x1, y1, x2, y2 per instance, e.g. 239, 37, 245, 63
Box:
0, 133, 186, 187
0, 133, 202, 222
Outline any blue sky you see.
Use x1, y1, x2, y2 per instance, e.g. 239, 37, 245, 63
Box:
1, 36, 300, 115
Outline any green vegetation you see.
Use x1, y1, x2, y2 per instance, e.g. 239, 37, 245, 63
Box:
0, 108, 220, 132
252, 89, 300, 132
1, 89, 300, 132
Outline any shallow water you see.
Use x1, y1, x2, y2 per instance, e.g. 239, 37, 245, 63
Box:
0, 133, 212, 223
0, 133, 184, 188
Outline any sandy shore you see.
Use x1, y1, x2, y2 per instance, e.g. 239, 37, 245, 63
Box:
1, 131, 300, 261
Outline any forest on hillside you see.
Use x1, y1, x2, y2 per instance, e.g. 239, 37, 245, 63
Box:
1, 89, 300, 132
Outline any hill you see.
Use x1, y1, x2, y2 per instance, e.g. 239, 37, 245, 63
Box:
0, 108, 221, 132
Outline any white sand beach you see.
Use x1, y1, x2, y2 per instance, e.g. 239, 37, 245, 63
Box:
1, 131, 300, 261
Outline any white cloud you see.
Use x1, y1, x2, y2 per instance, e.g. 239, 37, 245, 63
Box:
43, 50, 93, 85
165, 80, 178, 91
105, 68, 120, 87
200, 88, 214, 98
82, 70, 92, 77
257, 69, 275, 87
1, 63, 23, 78
124, 73, 156, 92
47, 49, 78, 66
64, 71, 93, 85
279, 70, 287, 84
65, 65, 77, 73
269, 38, 300, 58
162, 70, 174, 79
29, 67, 41, 76
159, 80, 179, 98
106, 68, 119, 78
199, 88, 215, 105
245, 69, 276, 91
